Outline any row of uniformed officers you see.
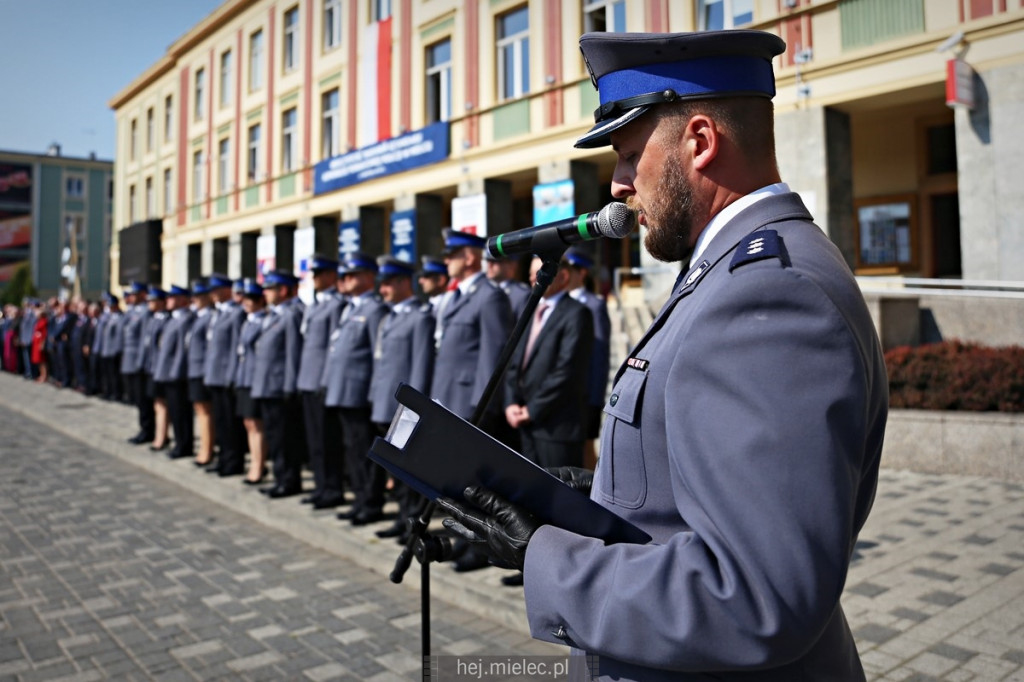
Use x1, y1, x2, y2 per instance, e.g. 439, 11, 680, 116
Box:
10, 229, 611, 555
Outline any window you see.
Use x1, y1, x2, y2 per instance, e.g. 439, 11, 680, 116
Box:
195, 67, 206, 120
218, 138, 230, 194
220, 50, 232, 108
129, 184, 137, 223
283, 7, 299, 72
130, 118, 138, 160
145, 176, 154, 217
322, 88, 340, 159
164, 95, 173, 143
248, 123, 261, 181
65, 176, 84, 198
146, 107, 154, 152
282, 108, 297, 172
193, 150, 205, 202
250, 30, 264, 90
584, 0, 626, 32
497, 7, 530, 101
426, 39, 451, 124
373, 0, 392, 21
698, 0, 754, 30
854, 195, 918, 272
163, 168, 172, 215
323, 0, 342, 50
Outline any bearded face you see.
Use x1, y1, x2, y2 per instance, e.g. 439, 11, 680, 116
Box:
628, 148, 700, 264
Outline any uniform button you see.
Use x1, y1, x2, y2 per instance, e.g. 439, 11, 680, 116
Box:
609, 394, 618, 406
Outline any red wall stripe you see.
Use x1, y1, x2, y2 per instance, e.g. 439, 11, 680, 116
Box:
377, 17, 393, 141
303, 0, 313, 190
265, 6, 276, 203
400, 0, 412, 133
177, 67, 189, 227
465, 0, 479, 148
346, 0, 358, 148
545, 0, 563, 127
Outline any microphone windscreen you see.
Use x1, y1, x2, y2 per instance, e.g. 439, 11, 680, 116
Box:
596, 202, 637, 239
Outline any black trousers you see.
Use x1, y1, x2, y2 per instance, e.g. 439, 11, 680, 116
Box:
374, 422, 425, 528
127, 371, 154, 439
165, 380, 194, 458
336, 406, 385, 513
520, 429, 583, 469
211, 386, 244, 474
303, 391, 343, 500
103, 356, 123, 401
262, 395, 305, 491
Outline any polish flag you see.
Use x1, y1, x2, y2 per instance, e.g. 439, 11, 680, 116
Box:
358, 17, 393, 146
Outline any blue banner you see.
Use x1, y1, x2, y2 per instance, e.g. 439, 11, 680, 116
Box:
390, 210, 416, 263
338, 220, 361, 259
314, 122, 450, 195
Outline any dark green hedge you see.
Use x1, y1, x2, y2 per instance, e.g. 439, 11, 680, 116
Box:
885, 341, 1024, 412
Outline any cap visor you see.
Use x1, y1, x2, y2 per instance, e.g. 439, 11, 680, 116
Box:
574, 105, 649, 149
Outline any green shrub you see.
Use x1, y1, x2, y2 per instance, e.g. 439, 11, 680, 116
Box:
885, 341, 1024, 412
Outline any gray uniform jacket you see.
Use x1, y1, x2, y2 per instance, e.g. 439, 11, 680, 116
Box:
522, 193, 888, 681
430, 273, 512, 420
186, 307, 213, 380
154, 308, 195, 383
140, 312, 168, 375
250, 298, 304, 400
91, 312, 109, 356
204, 301, 245, 388
320, 292, 389, 409
499, 279, 531, 320
120, 304, 150, 373
18, 310, 35, 346
504, 293, 592, 442
296, 289, 346, 393
569, 287, 612, 408
99, 311, 124, 358
232, 312, 266, 390
368, 298, 436, 424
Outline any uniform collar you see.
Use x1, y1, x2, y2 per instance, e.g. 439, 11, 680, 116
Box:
689, 182, 790, 268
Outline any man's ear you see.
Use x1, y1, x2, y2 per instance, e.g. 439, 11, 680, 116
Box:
685, 114, 719, 171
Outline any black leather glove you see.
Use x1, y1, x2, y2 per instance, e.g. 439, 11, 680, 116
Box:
437, 486, 538, 571
547, 466, 594, 496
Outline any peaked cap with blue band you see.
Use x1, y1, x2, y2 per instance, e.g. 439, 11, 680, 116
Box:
129, 281, 148, 294
263, 270, 299, 287
310, 254, 339, 272
207, 274, 232, 289
575, 30, 786, 149
147, 286, 167, 300
168, 284, 190, 297
232, 279, 245, 293
564, 246, 595, 269
417, 255, 447, 276
338, 251, 379, 276
377, 256, 416, 279
102, 291, 119, 304
443, 228, 486, 253
239, 278, 264, 297
191, 279, 211, 295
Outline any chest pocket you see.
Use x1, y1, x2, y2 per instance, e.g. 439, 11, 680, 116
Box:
598, 367, 648, 509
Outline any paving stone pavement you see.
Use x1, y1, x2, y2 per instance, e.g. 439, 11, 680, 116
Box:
1, 373, 1023, 680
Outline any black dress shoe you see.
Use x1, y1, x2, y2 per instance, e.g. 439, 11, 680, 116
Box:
452, 550, 491, 573
194, 459, 213, 468
127, 434, 151, 445
375, 521, 406, 539
336, 507, 362, 521
149, 443, 169, 452
218, 468, 244, 478
300, 495, 320, 505
500, 572, 524, 586
266, 485, 302, 499
312, 494, 346, 510
167, 450, 191, 460
242, 477, 265, 486
204, 462, 221, 474
350, 509, 385, 526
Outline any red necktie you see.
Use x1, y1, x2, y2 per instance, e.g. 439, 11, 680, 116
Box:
522, 301, 549, 365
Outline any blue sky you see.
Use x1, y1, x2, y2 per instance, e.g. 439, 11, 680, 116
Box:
0, 0, 225, 160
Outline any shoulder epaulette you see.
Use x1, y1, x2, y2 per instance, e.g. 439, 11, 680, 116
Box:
729, 229, 787, 272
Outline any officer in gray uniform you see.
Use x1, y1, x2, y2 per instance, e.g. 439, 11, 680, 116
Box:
121, 281, 153, 444
252, 270, 306, 498
485, 252, 531, 320
186, 280, 216, 467
140, 286, 170, 451
368, 256, 436, 539
99, 294, 125, 401
322, 252, 390, 525
296, 255, 347, 509
203, 274, 247, 476
440, 30, 888, 680
153, 285, 195, 460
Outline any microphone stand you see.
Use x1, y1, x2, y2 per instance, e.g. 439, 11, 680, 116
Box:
388, 244, 567, 681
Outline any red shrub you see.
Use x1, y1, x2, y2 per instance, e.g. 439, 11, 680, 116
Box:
885, 341, 1024, 412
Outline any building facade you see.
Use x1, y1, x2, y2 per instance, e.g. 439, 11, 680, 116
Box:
0, 147, 113, 300
107, 0, 1024, 296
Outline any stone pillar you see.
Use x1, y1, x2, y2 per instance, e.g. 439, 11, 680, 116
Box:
955, 61, 1024, 281
227, 233, 243, 280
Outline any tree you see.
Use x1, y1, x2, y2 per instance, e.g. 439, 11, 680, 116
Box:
1, 263, 37, 306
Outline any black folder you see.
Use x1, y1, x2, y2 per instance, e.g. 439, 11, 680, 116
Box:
367, 384, 651, 545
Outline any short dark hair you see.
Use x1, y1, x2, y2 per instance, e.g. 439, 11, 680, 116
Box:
652, 96, 777, 165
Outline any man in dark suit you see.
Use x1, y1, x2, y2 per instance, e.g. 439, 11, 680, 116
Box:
203, 274, 247, 476
321, 253, 390, 525
252, 270, 306, 498
296, 256, 347, 509
368, 256, 436, 540
18, 298, 37, 379
504, 256, 593, 469
440, 30, 888, 680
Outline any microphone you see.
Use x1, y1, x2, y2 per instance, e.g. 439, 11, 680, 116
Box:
486, 202, 636, 259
